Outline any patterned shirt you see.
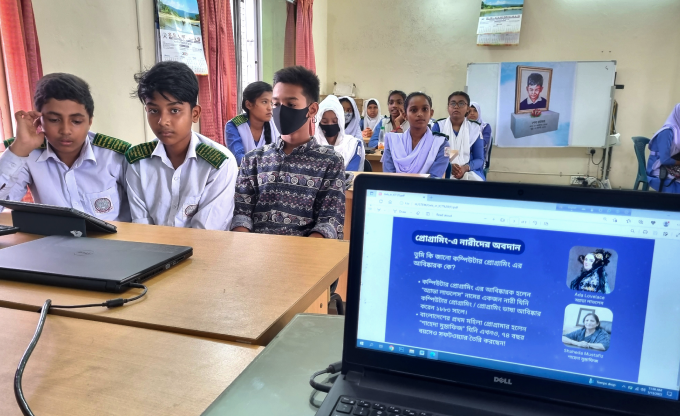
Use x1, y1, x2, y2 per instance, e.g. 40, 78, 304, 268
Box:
232, 139, 346, 239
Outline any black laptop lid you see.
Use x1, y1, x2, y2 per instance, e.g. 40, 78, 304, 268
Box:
344, 176, 680, 416
0, 236, 192, 291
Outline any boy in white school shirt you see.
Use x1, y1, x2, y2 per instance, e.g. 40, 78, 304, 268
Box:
125, 61, 237, 230
0, 73, 132, 221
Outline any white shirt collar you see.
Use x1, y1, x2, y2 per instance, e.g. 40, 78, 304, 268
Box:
151, 132, 199, 169
36, 135, 96, 168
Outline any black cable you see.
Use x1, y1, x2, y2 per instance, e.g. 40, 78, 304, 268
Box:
14, 284, 148, 415
309, 361, 342, 393
50, 283, 148, 309
591, 151, 605, 166
14, 299, 50, 416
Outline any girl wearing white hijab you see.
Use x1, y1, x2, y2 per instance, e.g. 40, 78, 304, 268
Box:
360, 98, 381, 138
339, 96, 362, 140
315, 95, 365, 171
382, 92, 450, 178
468, 101, 492, 169
432, 91, 485, 181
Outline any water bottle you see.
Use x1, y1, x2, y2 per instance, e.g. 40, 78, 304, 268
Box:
378, 126, 386, 150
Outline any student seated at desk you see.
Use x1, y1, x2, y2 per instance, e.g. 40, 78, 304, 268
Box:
361, 98, 381, 139
0, 73, 132, 221
382, 92, 449, 178
468, 101, 492, 169
432, 91, 485, 181
647, 104, 680, 193
126, 61, 238, 230
225, 81, 279, 166
339, 96, 362, 139
231, 66, 346, 239
315, 95, 365, 171
368, 90, 409, 148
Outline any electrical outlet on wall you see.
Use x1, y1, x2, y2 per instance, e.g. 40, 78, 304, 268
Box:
571, 176, 586, 185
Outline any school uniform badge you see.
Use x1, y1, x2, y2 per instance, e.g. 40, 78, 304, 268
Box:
94, 197, 113, 213
184, 204, 199, 217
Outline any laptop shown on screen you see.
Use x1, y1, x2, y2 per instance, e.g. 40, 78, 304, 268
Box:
316, 176, 680, 416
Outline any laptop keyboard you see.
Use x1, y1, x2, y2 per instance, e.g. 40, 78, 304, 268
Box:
332, 396, 448, 416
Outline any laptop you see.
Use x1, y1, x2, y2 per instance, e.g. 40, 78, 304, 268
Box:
0, 236, 192, 292
317, 175, 680, 416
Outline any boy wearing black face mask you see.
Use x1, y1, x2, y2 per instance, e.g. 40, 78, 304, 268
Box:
231, 66, 346, 239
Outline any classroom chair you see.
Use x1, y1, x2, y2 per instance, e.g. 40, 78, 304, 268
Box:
363, 159, 373, 172
632, 136, 650, 191
484, 141, 494, 178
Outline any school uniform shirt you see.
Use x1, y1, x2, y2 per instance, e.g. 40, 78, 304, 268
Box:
368, 116, 410, 148
314, 95, 365, 171
225, 114, 279, 165
647, 104, 680, 193
125, 132, 238, 230
382, 128, 450, 178
433, 118, 486, 181
231, 139, 346, 239
0, 131, 131, 221
647, 129, 680, 193
470, 101, 493, 169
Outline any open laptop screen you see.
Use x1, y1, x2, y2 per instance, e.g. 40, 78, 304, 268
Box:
356, 190, 680, 402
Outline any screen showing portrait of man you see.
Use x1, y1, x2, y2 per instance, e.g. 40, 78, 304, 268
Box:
519, 73, 546, 111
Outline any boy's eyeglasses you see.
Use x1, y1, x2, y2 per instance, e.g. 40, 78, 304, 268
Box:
448, 101, 468, 108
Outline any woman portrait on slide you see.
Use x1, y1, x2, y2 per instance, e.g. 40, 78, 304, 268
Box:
569, 249, 612, 294
562, 313, 610, 351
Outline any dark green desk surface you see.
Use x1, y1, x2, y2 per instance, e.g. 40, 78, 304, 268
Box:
202, 314, 344, 415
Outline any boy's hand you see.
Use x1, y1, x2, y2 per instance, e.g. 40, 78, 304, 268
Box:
308, 232, 325, 238
10, 111, 45, 157
232, 226, 250, 233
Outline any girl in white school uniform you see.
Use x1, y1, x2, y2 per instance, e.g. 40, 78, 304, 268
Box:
368, 90, 410, 147
339, 96, 362, 139
315, 95, 365, 171
225, 81, 279, 165
468, 101, 492, 170
382, 92, 449, 178
432, 91, 486, 181
361, 98, 381, 139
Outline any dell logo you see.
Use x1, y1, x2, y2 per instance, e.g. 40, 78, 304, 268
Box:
494, 377, 512, 385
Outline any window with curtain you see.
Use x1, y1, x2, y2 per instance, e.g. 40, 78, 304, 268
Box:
0, 0, 43, 202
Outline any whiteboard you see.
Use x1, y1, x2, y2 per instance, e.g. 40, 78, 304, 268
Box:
466, 61, 616, 148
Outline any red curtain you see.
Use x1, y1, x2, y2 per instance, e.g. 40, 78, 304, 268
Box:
283, 2, 296, 68
295, 0, 315, 73
0, 0, 43, 142
0, 0, 43, 202
197, 0, 237, 145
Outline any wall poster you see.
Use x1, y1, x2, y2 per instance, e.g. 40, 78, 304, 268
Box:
156, 0, 208, 75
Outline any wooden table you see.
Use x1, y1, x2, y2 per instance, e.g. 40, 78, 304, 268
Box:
366, 152, 383, 172
0, 307, 261, 416
0, 213, 348, 345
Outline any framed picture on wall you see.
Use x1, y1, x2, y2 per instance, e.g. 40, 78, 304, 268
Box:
515, 66, 553, 113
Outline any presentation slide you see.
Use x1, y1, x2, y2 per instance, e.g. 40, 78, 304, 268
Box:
384, 217, 655, 382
